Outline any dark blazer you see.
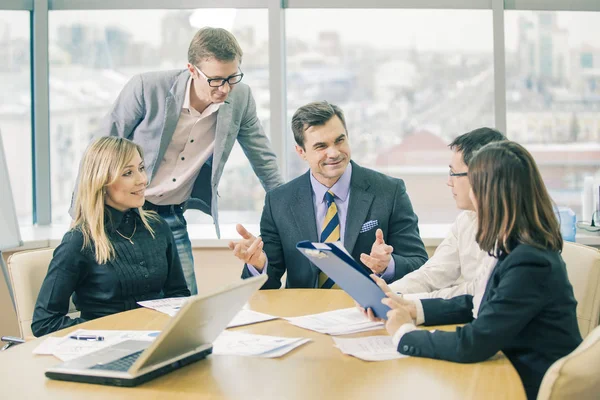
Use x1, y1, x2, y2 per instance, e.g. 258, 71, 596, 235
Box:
242, 161, 428, 289
32, 207, 190, 337
397, 244, 582, 400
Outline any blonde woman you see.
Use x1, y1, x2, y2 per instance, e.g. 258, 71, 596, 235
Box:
32, 137, 190, 337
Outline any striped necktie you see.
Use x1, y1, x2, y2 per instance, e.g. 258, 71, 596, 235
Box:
319, 190, 340, 289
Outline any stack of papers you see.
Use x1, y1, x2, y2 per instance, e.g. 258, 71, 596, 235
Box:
285, 307, 384, 335
332, 336, 408, 361
212, 331, 310, 358
33, 329, 159, 361
137, 298, 278, 328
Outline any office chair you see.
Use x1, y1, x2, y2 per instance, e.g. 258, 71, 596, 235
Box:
1, 248, 78, 347
537, 324, 600, 400
561, 242, 600, 337
1, 336, 25, 350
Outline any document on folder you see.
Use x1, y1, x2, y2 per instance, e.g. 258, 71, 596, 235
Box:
296, 241, 391, 319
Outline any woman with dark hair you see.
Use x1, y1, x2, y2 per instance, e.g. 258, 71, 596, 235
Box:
375, 141, 582, 399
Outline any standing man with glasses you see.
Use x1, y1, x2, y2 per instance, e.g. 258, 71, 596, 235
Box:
91, 27, 284, 295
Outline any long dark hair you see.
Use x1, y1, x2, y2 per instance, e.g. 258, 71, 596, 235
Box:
469, 141, 563, 257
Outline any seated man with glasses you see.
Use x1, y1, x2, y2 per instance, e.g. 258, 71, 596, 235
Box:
89, 27, 284, 295
370, 128, 506, 310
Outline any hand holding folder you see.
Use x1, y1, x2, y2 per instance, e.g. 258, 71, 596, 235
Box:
296, 241, 391, 319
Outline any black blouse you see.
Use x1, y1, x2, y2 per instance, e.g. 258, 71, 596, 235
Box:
31, 206, 190, 337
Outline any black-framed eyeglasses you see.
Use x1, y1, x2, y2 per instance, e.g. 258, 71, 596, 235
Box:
195, 65, 244, 87
449, 170, 468, 177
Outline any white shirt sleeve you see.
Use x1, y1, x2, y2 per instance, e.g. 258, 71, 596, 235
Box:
402, 278, 479, 301
389, 213, 463, 294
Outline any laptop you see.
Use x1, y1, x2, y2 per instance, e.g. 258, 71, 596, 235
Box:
45, 274, 268, 387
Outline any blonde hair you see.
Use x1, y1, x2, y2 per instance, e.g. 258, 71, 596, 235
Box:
72, 137, 158, 264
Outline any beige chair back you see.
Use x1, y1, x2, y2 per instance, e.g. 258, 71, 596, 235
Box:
561, 242, 600, 337
537, 325, 600, 399
7, 248, 78, 338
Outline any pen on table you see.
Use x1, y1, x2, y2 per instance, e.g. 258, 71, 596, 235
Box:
69, 334, 105, 341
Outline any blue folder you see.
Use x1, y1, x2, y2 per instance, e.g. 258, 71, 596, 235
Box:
296, 240, 391, 319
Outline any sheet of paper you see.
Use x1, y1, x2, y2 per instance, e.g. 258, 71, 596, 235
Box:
34, 329, 160, 361
138, 298, 277, 328
257, 338, 311, 358
137, 297, 190, 317
226, 309, 278, 328
330, 241, 353, 256
332, 335, 408, 361
138, 298, 275, 328
212, 331, 310, 358
285, 307, 384, 335
32, 337, 64, 356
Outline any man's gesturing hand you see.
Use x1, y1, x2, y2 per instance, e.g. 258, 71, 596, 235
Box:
360, 229, 393, 275
228, 224, 266, 271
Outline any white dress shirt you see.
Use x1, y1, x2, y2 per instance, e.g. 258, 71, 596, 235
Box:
145, 76, 223, 205
389, 210, 496, 301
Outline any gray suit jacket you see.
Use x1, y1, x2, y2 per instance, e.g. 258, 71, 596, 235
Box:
88, 69, 283, 236
241, 161, 428, 289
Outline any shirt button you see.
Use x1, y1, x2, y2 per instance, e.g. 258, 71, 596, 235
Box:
181, 157, 185, 161
139, 261, 145, 266
144, 273, 149, 278
402, 345, 409, 352
190, 139, 194, 143
172, 178, 176, 182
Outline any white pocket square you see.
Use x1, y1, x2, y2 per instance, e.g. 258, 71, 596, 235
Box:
360, 220, 378, 233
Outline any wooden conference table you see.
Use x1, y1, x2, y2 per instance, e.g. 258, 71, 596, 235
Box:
0, 289, 526, 399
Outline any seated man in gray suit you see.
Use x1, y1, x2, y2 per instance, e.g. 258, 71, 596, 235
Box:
230, 101, 428, 289
95, 27, 284, 295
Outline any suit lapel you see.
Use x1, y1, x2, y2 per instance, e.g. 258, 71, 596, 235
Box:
344, 163, 374, 254
153, 71, 188, 180
211, 102, 233, 182
290, 172, 319, 242
290, 172, 320, 280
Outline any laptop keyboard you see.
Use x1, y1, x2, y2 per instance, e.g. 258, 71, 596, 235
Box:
89, 350, 144, 372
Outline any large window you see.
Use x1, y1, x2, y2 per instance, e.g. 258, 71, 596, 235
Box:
7, 2, 600, 228
0, 11, 32, 224
286, 9, 494, 223
48, 9, 269, 225
505, 11, 600, 218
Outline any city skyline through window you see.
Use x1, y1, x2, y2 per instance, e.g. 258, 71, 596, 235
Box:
0, 7, 598, 227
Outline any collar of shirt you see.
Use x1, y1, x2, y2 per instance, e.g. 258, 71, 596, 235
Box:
183, 76, 224, 117
310, 162, 352, 204
104, 205, 140, 232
